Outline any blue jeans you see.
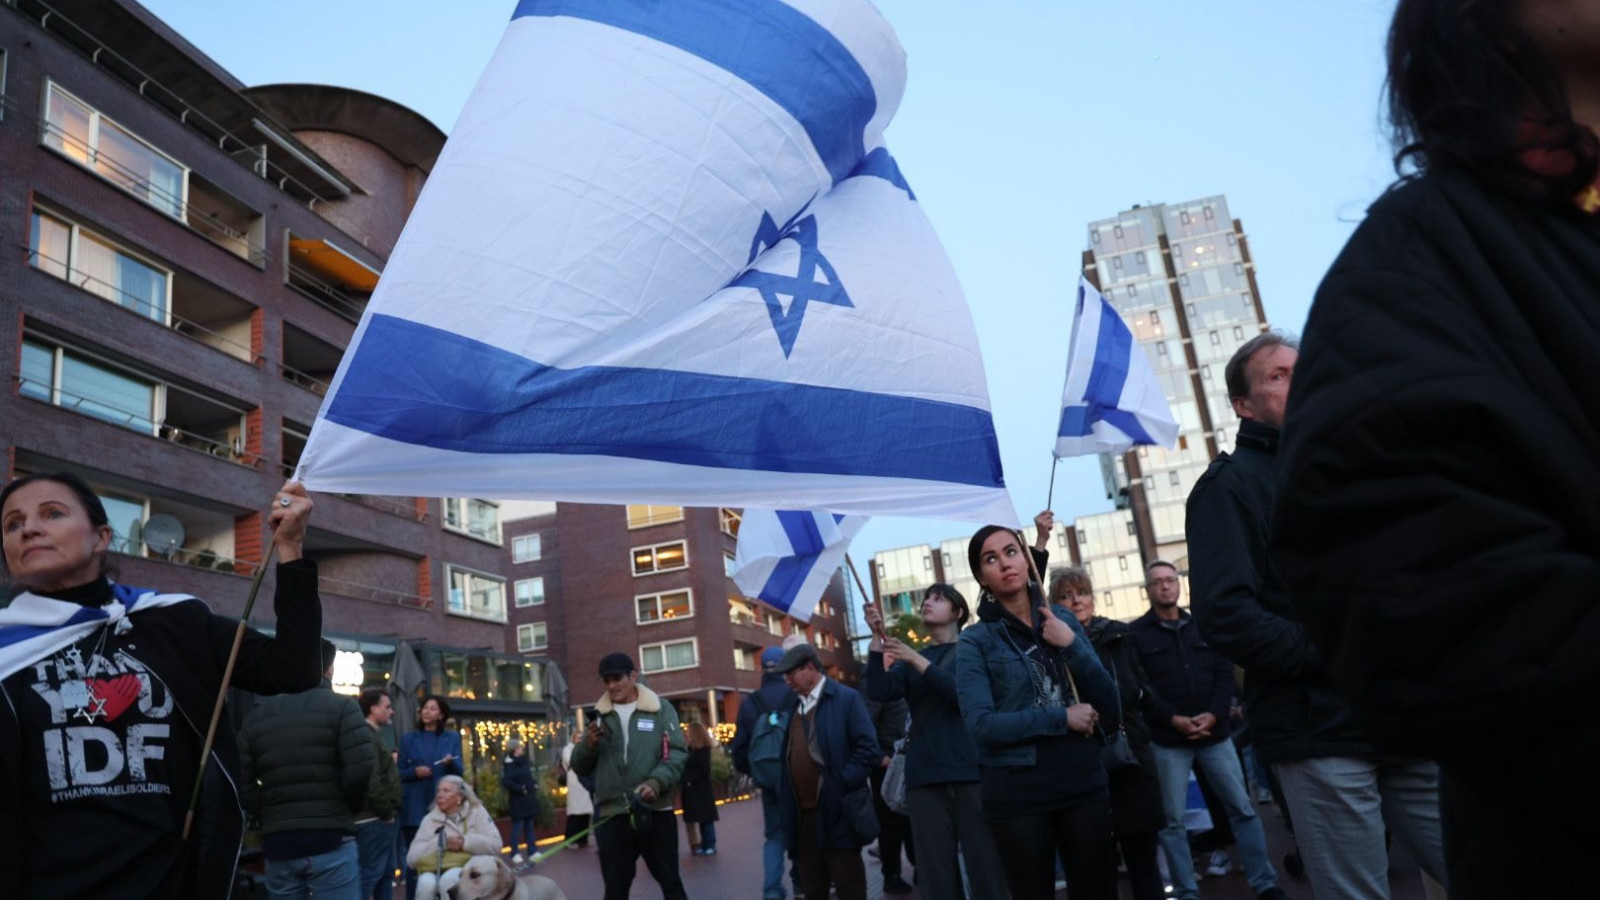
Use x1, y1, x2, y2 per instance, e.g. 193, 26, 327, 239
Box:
761, 790, 787, 899
264, 839, 361, 900
698, 820, 718, 851
356, 820, 397, 900
1150, 741, 1277, 900
510, 816, 536, 857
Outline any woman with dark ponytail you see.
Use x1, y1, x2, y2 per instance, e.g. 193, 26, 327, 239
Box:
1274, 1, 1600, 897
953, 525, 1120, 900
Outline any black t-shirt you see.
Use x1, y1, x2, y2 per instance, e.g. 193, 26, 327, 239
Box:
6, 580, 199, 899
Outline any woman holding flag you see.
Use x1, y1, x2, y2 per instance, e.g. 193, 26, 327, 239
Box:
955, 525, 1121, 900
0, 472, 325, 899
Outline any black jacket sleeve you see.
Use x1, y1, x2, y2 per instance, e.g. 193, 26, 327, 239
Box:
217, 560, 324, 695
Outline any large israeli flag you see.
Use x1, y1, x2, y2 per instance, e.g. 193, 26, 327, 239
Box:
732, 510, 866, 622
1055, 277, 1179, 457
296, 0, 1015, 525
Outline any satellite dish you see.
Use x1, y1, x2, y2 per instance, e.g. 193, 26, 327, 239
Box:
142, 514, 186, 559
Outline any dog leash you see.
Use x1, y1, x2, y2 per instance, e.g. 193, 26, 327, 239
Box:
527, 809, 623, 864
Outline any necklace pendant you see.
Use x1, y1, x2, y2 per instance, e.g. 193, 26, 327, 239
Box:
61, 680, 103, 723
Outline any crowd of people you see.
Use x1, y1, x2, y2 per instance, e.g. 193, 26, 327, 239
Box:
0, 0, 1593, 897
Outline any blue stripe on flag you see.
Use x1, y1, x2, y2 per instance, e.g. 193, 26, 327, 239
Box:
759, 511, 829, 611
850, 148, 915, 199
324, 315, 1005, 488
1057, 296, 1155, 444
515, 0, 876, 185
0, 606, 103, 651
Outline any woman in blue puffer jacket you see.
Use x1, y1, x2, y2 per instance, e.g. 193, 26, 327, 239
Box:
955, 525, 1121, 900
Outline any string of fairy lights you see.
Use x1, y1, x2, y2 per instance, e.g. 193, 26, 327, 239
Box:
461, 716, 739, 763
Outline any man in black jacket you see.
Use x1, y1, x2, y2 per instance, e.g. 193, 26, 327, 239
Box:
732, 646, 797, 900
1188, 334, 1445, 900
1129, 562, 1287, 900
240, 640, 375, 899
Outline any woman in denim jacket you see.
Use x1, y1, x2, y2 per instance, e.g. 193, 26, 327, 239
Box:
955, 525, 1121, 900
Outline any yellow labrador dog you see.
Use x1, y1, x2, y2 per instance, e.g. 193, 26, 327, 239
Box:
452, 855, 566, 900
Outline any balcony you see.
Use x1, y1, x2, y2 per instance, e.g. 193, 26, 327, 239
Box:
286, 234, 378, 324
281, 323, 342, 396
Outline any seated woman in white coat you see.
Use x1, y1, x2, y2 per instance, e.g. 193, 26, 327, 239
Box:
406, 775, 501, 900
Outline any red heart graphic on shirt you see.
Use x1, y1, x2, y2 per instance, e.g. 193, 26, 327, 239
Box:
88, 674, 141, 722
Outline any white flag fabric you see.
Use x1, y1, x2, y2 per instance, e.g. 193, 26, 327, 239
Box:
296, 0, 1016, 526
732, 510, 866, 623
1054, 277, 1179, 458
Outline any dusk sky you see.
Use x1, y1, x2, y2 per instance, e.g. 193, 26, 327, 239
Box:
143, 0, 1402, 596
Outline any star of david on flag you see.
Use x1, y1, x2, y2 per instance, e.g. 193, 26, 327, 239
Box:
296, 0, 1017, 525
732, 510, 867, 622
1055, 276, 1179, 457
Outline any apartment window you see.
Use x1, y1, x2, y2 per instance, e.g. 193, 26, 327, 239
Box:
1127, 281, 1138, 298
1203, 205, 1216, 220
640, 638, 698, 673
1113, 223, 1124, 239
1169, 471, 1181, 486
1241, 292, 1253, 307
729, 597, 758, 627
1143, 476, 1155, 492
923, 554, 933, 572
765, 612, 783, 636
626, 505, 683, 528
447, 566, 506, 622
1178, 273, 1189, 287
442, 498, 501, 544
1173, 243, 1183, 257
1135, 250, 1147, 265
29, 210, 171, 322
517, 622, 548, 652
1234, 263, 1246, 276
1091, 229, 1101, 244
1127, 520, 1137, 536
1226, 232, 1237, 245
512, 533, 542, 562
21, 338, 158, 434
1112, 255, 1123, 270
1180, 211, 1192, 225
514, 577, 545, 607
1209, 331, 1221, 346
1076, 528, 1087, 545
719, 508, 742, 537
1149, 310, 1161, 328
42, 82, 186, 218
637, 589, 693, 624
1155, 341, 1167, 356
1119, 555, 1130, 571
723, 552, 736, 578
1233, 326, 1246, 340
632, 540, 688, 576
1201, 365, 1212, 380
941, 551, 952, 567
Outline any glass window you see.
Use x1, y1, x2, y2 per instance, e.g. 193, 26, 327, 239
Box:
19, 340, 54, 402
1210, 331, 1221, 345
1233, 325, 1245, 340
24, 339, 158, 434
640, 638, 698, 673
1113, 224, 1124, 239
1169, 471, 1181, 486
97, 491, 146, 555
723, 552, 736, 578
1126, 520, 1136, 536
1203, 205, 1216, 220
517, 623, 548, 652
1076, 528, 1087, 544
443, 498, 500, 543
632, 540, 688, 576
637, 589, 693, 624
719, 508, 741, 537
42, 83, 185, 218
512, 533, 541, 562
447, 566, 506, 622
1118, 556, 1130, 570
627, 505, 683, 528
514, 577, 545, 607
29, 211, 170, 322
1156, 341, 1168, 356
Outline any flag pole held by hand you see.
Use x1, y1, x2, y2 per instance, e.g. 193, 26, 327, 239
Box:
844, 554, 885, 641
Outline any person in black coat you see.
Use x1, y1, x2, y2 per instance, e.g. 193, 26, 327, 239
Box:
1051, 568, 1164, 900
863, 693, 913, 893
502, 739, 539, 864
681, 721, 720, 855
1272, 3, 1600, 896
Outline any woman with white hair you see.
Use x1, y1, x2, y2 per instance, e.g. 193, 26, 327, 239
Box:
406, 775, 501, 900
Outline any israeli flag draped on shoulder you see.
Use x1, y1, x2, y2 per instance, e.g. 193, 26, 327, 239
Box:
732, 510, 865, 623
1054, 277, 1179, 457
297, 0, 1016, 525
0, 585, 194, 682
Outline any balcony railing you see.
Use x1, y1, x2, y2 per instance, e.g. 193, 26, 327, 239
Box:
286, 261, 367, 324
24, 246, 261, 366
16, 375, 258, 467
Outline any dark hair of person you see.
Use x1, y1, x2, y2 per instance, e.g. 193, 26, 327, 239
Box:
358, 688, 390, 718
1224, 331, 1299, 402
418, 693, 452, 731
923, 582, 971, 629
966, 524, 1017, 584
1048, 567, 1093, 602
1387, 0, 1598, 204
319, 639, 338, 673
0, 471, 114, 580
686, 720, 712, 750
1146, 560, 1179, 578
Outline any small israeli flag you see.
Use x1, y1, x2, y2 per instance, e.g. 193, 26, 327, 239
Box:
1055, 277, 1179, 458
732, 510, 866, 622
296, 0, 1016, 525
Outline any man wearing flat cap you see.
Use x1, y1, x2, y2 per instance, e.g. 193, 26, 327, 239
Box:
774, 643, 881, 900
570, 652, 688, 900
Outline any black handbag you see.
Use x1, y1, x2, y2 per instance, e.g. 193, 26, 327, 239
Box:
1100, 724, 1141, 771
841, 783, 880, 846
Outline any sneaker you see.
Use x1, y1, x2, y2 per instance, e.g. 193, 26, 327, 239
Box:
510, 853, 524, 865
1256, 889, 1295, 900
703, 847, 717, 856
881, 875, 913, 894
1205, 850, 1231, 877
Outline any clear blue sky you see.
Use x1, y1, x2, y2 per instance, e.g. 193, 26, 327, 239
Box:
144, 0, 1401, 576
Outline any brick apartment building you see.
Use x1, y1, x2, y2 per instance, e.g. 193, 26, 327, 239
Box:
506, 504, 857, 727
0, 0, 556, 770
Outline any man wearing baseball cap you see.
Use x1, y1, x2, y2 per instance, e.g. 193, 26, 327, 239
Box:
569, 652, 688, 900
732, 647, 797, 900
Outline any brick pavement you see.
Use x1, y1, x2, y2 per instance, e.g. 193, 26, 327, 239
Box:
389, 794, 1433, 899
